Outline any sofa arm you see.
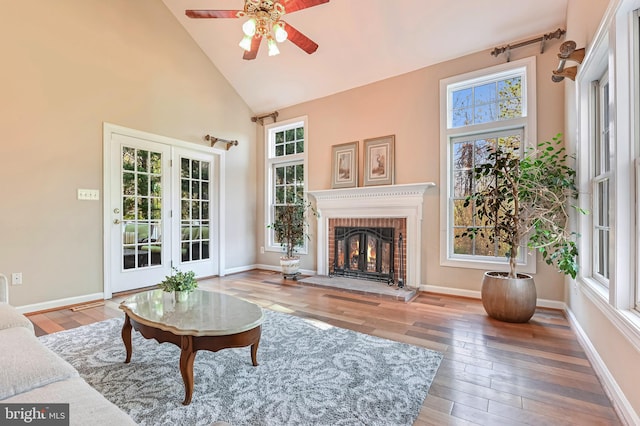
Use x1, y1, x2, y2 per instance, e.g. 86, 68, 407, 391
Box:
0, 303, 34, 333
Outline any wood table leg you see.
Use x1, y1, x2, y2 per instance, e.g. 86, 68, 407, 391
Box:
250, 338, 260, 367
179, 335, 196, 405
121, 314, 132, 364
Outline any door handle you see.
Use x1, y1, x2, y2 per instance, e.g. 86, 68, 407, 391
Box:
113, 219, 121, 224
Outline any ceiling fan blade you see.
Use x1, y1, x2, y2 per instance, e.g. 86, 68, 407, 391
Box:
282, 0, 330, 14
283, 22, 319, 54
185, 10, 241, 19
243, 36, 262, 60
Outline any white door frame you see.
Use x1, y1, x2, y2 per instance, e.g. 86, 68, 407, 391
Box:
102, 123, 226, 299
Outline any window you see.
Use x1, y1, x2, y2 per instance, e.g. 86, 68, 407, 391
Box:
265, 117, 308, 252
440, 57, 536, 271
451, 129, 523, 258
592, 74, 611, 287
576, 2, 640, 321
635, 9, 640, 310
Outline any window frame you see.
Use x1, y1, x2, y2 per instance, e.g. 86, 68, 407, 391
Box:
635, 9, 640, 310
439, 56, 537, 272
591, 73, 612, 287
576, 0, 640, 326
264, 116, 309, 254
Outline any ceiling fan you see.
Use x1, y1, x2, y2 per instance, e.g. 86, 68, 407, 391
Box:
186, 0, 330, 60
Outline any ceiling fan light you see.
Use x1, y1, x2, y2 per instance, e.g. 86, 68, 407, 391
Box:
273, 23, 288, 43
239, 35, 253, 52
242, 18, 257, 36
267, 37, 280, 56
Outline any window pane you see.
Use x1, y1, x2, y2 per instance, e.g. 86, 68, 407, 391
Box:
475, 82, 496, 104
150, 152, 162, 174
136, 150, 149, 172
453, 141, 474, 170
453, 200, 473, 226
285, 143, 295, 155
122, 148, 135, 171
452, 108, 473, 128
191, 160, 200, 179
475, 103, 497, 124
449, 75, 523, 129
181, 158, 189, 178
123, 172, 135, 195
285, 129, 295, 141
137, 175, 148, 196
452, 88, 472, 109
275, 166, 285, 185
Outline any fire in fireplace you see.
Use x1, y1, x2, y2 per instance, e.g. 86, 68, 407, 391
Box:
333, 226, 394, 284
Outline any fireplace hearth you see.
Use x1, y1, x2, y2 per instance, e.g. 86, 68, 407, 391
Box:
333, 226, 395, 284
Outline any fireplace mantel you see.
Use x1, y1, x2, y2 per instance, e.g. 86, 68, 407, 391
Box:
308, 183, 436, 289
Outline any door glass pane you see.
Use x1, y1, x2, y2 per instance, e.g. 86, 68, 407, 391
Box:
366, 236, 377, 272
180, 156, 212, 263
348, 236, 359, 270
121, 146, 163, 271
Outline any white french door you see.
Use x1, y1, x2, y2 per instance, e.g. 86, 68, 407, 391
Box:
105, 125, 219, 296
172, 148, 219, 278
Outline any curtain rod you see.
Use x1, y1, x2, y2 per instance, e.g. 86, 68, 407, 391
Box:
204, 135, 238, 150
491, 28, 566, 61
251, 111, 278, 125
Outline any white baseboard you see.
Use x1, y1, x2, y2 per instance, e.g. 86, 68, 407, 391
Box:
420, 284, 566, 310
224, 264, 262, 275
16, 292, 105, 315
253, 264, 280, 273
565, 307, 639, 426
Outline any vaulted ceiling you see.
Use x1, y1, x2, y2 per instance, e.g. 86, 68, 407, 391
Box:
162, 0, 568, 113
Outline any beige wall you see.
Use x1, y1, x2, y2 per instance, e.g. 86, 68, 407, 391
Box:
0, 0, 257, 307
564, 0, 640, 419
257, 38, 566, 301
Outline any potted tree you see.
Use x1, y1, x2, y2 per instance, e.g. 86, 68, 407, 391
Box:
460, 134, 583, 322
158, 267, 198, 302
268, 196, 317, 280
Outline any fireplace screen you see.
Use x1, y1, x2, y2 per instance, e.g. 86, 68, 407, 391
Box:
334, 227, 394, 284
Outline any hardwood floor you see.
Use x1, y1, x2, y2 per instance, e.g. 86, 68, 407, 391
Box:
28, 270, 622, 425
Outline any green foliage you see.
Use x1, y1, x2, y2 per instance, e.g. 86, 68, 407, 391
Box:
459, 134, 584, 279
268, 197, 318, 259
158, 267, 198, 292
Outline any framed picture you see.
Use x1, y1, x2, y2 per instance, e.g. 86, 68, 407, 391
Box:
364, 135, 395, 186
331, 141, 359, 189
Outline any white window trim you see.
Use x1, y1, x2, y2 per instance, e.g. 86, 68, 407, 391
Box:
591, 73, 612, 287
263, 115, 309, 254
575, 0, 640, 346
439, 56, 537, 273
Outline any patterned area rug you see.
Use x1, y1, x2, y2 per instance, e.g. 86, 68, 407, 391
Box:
39, 310, 442, 426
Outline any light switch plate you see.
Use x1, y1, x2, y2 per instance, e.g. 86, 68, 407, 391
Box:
77, 189, 100, 201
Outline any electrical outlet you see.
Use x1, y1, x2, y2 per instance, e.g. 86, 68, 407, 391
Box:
77, 189, 100, 201
260, 246, 265, 254
11, 273, 22, 285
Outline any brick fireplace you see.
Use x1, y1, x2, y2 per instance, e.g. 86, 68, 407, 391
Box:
308, 182, 435, 290
329, 218, 406, 284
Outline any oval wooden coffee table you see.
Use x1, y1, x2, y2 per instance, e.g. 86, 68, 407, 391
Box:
119, 289, 263, 405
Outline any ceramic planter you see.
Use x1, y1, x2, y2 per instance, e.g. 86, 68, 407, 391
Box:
280, 257, 301, 276
481, 271, 536, 323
